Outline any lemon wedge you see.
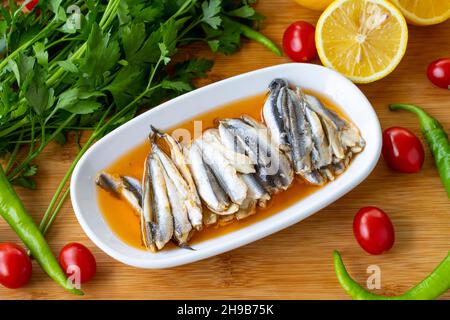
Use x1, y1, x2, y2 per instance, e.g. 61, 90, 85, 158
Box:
316, 0, 408, 83
390, 0, 450, 26
294, 0, 334, 11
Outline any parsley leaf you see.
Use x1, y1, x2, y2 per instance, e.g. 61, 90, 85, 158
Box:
79, 23, 120, 88
202, 0, 223, 29
25, 66, 53, 117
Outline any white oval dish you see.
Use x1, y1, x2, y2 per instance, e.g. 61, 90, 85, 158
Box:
71, 63, 381, 268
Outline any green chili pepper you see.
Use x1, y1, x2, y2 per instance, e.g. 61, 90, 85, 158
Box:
334, 250, 450, 300
223, 16, 283, 57
0, 166, 83, 295
390, 103, 450, 198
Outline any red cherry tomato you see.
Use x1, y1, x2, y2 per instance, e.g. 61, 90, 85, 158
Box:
427, 58, 450, 89
0, 243, 32, 289
25, 0, 39, 11
59, 243, 96, 284
382, 127, 425, 173
353, 207, 395, 255
282, 21, 317, 62
16, 0, 39, 11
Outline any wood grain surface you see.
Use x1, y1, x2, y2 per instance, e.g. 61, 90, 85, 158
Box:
1, 0, 449, 300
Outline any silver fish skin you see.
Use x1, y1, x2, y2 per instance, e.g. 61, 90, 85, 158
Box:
148, 155, 174, 250
240, 114, 294, 190
220, 118, 270, 167
303, 170, 325, 186
96, 172, 143, 216
153, 127, 202, 207
185, 143, 238, 215
195, 138, 248, 205
305, 94, 365, 154
141, 157, 157, 252
219, 122, 282, 195
304, 106, 333, 169
161, 167, 192, 246
331, 160, 346, 175
240, 173, 271, 207
220, 117, 293, 191
285, 88, 314, 175
152, 142, 203, 231
202, 129, 255, 174
263, 79, 290, 151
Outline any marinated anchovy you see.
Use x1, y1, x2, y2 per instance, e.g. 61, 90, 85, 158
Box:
220, 116, 294, 191
142, 157, 157, 252
320, 167, 335, 182
331, 160, 346, 175
321, 116, 346, 160
203, 209, 218, 226
148, 155, 174, 250
306, 94, 365, 154
218, 122, 280, 194
195, 138, 248, 205
96, 172, 143, 215
152, 127, 202, 208
151, 137, 203, 231
235, 198, 257, 220
263, 78, 290, 151
303, 170, 325, 186
185, 143, 238, 215
304, 106, 332, 169
240, 173, 271, 207
285, 88, 314, 175
218, 213, 235, 225
161, 168, 192, 247
202, 129, 255, 174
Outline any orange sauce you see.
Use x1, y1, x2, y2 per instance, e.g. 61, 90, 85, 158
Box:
97, 91, 350, 250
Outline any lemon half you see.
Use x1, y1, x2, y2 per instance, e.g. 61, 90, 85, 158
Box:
316, 0, 408, 83
390, 0, 450, 26
294, 0, 334, 11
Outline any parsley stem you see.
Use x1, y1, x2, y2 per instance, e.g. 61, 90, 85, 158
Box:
45, 36, 80, 50
26, 116, 35, 160
0, 19, 58, 71
42, 187, 70, 236
172, 0, 197, 20
4, 131, 24, 174
7, 114, 77, 181
0, 117, 29, 138
39, 104, 114, 232
38, 129, 98, 232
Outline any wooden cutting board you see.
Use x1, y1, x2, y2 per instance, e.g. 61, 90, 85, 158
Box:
1, 0, 449, 300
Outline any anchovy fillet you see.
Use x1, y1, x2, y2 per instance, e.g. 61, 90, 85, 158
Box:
152, 127, 202, 208
152, 139, 203, 231
96, 172, 143, 215
185, 143, 238, 215
219, 116, 293, 192
263, 79, 290, 151
306, 94, 365, 155
162, 167, 192, 246
148, 155, 174, 251
195, 138, 248, 205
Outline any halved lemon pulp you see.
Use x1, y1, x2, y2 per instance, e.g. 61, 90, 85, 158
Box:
316, 0, 408, 83
391, 0, 450, 26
